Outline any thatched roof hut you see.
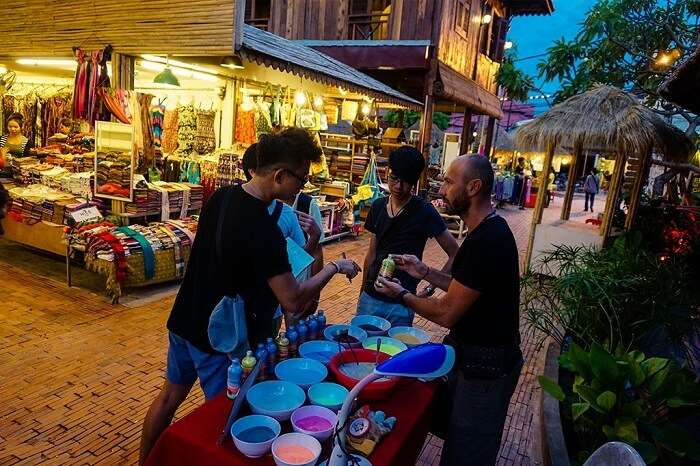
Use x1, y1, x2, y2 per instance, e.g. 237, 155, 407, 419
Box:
659, 44, 700, 114
515, 85, 694, 269
514, 85, 693, 162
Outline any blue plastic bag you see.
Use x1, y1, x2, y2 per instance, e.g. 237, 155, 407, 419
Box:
208, 294, 248, 356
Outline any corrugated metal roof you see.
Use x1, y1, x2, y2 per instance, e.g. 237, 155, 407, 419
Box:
239, 25, 422, 109
297, 40, 432, 47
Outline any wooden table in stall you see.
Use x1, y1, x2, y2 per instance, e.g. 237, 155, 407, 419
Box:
144, 379, 440, 466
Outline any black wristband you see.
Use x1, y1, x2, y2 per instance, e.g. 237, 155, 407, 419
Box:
420, 267, 430, 281
397, 290, 410, 304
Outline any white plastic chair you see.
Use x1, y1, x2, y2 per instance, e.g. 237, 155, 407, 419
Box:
582, 441, 646, 466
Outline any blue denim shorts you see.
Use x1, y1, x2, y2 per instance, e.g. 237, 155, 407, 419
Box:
356, 291, 415, 327
166, 332, 229, 400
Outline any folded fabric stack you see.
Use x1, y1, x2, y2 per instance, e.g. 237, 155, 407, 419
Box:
352, 155, 369, 177
184, 183, 203, 211
125, 188, 163, 215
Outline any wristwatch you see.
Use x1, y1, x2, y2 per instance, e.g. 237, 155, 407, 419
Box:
397, 290, 411, 304
423, 285, 436, 297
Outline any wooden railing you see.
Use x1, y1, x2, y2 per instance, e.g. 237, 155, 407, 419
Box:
476, 54, 500, 93
348, 13, 389, 40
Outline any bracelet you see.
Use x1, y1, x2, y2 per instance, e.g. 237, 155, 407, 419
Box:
397, 289, 410, 304
329, 261, 340, 273
420, 267, 430, 281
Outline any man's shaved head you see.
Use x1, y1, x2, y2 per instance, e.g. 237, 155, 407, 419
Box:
439, 155, 494, 216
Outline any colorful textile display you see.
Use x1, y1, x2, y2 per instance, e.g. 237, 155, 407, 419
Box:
234, 105, 256, 144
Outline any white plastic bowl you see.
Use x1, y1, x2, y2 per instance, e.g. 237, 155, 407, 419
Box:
351, 315, 391, 336
230, 414, 281, 458
272, 432, 322, 466
388, 326, 430, 347
290, 405, 337, 442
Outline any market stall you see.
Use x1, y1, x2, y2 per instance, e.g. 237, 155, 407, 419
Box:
145, 312, 443, 466
0, 25, 420, 300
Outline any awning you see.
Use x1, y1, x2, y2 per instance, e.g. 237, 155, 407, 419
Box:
435, 63, 504, 119
239, 25, 422, 109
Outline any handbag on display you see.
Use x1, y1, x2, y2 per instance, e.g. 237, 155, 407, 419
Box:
324, 103, 339, 125
297, 109, 316, 129
208, 187, 249, 357
194, 109, 216, 154
341, 100, 359, 121
280, 88, 293, 127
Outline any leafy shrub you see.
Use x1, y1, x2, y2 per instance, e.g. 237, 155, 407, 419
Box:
540, 343, 700, 464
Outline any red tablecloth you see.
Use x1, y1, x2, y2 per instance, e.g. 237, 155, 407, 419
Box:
145, 379, 439, 466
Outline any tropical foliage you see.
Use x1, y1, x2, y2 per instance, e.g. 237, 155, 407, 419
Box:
522, 233, 699, 357
383, 111, 451, 131
536, 0, 700, 136
540, 343, 700, 464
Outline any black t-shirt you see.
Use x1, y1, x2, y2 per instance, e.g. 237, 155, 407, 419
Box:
167, 185, 291, 354
363, 196, 446, 302
450, 215, 520, 348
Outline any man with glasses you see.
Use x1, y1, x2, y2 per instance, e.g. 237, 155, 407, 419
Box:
356, 146, 459, 326
140, 129, 361, 464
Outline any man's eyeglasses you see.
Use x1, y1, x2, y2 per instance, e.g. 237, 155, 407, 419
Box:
285, 169, 308, 186
388, 173, 407, 185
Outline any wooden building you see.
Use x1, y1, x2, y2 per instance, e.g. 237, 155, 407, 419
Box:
244, 0, 553, 161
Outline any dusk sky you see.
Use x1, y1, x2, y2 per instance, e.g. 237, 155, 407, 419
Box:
508, 0, 598, 99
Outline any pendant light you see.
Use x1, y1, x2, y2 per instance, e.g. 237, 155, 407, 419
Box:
154, 56, 180, 87
220, 55, 244, 70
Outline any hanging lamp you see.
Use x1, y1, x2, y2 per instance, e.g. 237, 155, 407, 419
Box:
154, 56, 180, 87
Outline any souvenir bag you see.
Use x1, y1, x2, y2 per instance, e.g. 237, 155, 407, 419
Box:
208, 187, 248, 356
341, 99, 359, 121
194, 109, 216, 154
280, 88, 295, 127
323, 103, 339, 125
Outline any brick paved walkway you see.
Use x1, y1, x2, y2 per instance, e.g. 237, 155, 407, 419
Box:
0, 203, 554, 466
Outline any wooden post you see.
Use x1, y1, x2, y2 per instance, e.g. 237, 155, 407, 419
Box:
561, 143, 581, 220
459, 109, 473, 155
484, 117, 496, 160
625, 148, 651, 230
601, 151, 626, 237
524, 141, 555, 270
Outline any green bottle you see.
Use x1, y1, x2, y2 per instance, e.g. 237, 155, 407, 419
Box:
375, 255, 396, 288
241, 350, 257, 382
276, 332, 290, 361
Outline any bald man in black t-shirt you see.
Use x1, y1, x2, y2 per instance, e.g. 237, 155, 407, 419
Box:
375, 155, 522, 466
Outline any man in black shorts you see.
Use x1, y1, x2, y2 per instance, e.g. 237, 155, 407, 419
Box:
374, 155, 522, 466
139, 129, 360, 464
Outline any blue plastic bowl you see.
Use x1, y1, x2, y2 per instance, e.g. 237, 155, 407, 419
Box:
274, 358, 328, 390
323, 324, 368, 348
231, 414, 281, 458
362, 336, 408, 356
388, 326, 430, 347
299, 340, 341, 365
307, 382, 349, 412
246, 380, 306, 421
351, 315, 391, 337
